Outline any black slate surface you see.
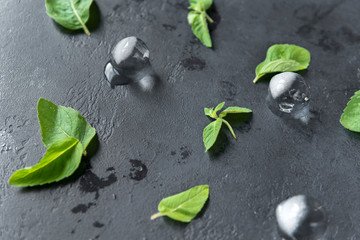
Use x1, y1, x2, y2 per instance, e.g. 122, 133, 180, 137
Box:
1, 0, 360, 239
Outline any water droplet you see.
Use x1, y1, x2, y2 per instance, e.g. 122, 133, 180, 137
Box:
276, 195, 327, 240
267, 72, 311, 120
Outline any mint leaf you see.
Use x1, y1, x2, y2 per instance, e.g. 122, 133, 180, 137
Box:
204, 108, 212, 116
253, 44, 311, 83
187, 0, 214, 48
214, 102, 225, 113
151, 185, 209, 223
190, 0, 212, 11
38, 98, 96, 152
203, 119, 222, 151
45, 0, 93, 36
9, 137, 83, 187
188, 11, 199, 23
203, 102, 252, 151
340, 90, 360, 132
219, 107, 252, 118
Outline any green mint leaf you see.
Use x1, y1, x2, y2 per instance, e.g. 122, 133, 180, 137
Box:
187, 11, 199, 25
189, 0, 212, 11
204, 108, 212, 116
151, 185, 209, 222
189, 0, 213, 10
45, 0, 93, 36
189, 0, 200, 10
189, 13, 212, 48
340, 90, 360, 132
214, 102, 225, 113
201, 0, 213, 10
219, 107, 252, 118
38, 98, 96, 152
203, 118, 222, 151
253, 44, 311, 83
187, 0, 213, 48
9, 137, 83, 187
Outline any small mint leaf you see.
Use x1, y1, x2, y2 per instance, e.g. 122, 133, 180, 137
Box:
151, 185, 209, 222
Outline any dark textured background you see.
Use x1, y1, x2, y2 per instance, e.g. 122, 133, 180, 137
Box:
1, 0, 360, 239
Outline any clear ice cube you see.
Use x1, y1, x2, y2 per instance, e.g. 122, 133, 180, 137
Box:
276, 195, 327, 240
266, 72, 310, 119
104, 36, 156, 90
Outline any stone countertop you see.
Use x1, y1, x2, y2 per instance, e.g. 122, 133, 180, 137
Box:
1, 0, 360, 239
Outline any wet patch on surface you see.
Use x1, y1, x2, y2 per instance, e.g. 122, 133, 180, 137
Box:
163, 24, 176, 31
219, 81, 237, 101
180, 146, 192, 160
79, 169, 117, 200
71, 202, 96, 214
93, 221, 105, 228
129, 159, 148, 181
293, 1, 358, 53
181, 57, 206, 71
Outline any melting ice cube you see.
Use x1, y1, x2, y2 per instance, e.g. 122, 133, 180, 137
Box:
104, 36, 156, 90
266, 72, 310, 119
276, 195, 327, 240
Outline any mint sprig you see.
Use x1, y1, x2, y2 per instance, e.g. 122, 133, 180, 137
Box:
187, 0, 214, 48
203, 102, 252, 151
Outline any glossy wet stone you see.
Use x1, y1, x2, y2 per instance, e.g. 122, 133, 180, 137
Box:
2, 0, 360, 239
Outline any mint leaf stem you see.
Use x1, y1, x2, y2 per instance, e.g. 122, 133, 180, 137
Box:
151, 212, 164, 220
205, 12, 214, 23
221, 119, 236, 139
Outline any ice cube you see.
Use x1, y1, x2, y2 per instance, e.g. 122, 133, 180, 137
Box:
266, 72, 310, 118
105, 36, 156, 90
276, 195, 327, 240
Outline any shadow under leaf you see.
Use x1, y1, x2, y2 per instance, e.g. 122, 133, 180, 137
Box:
208, 3, 221, 32
344, 128, 360, 139
163, 216, 189, 228
223, 112, 252, 128
208, 129, 229, 158
207, 113, 252, 158
194, 196, 210, 219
